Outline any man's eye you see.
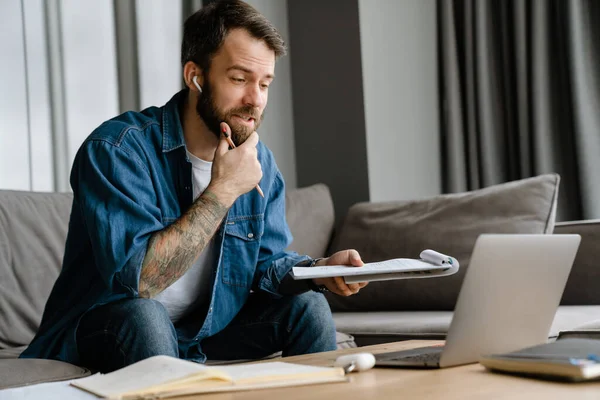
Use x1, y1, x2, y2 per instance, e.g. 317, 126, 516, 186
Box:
232, 78, 245, 83
260, 84, 269, 90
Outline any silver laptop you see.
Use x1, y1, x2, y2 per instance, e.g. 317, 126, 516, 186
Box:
375, 234, 581, 369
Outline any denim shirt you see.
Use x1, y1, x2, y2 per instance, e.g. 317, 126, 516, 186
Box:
20, 90, 310, 364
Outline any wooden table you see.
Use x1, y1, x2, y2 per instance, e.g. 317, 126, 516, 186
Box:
181, 340, 600, 399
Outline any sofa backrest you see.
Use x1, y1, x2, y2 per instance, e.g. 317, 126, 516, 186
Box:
0, 190, 73, 349
285, 183, 335, 259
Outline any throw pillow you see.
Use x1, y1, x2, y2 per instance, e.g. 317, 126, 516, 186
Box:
326, 173, 560, 311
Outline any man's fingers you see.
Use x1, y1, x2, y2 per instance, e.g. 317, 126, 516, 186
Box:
215, 134, 230, 157
333, 277, 352, 296
326, 276, 366, 296
348, 249, 364, 267
215, 122, 232, 156
321, 250, 366, 296
347, 282, 361, 293
219, 122, 232, 141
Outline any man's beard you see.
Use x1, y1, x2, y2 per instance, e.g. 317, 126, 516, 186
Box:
195, 79, 263, 146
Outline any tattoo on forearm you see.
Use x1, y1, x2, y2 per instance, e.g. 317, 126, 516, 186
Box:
138, 190, 229, 298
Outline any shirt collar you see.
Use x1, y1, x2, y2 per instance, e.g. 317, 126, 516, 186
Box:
161, 89, 188, 153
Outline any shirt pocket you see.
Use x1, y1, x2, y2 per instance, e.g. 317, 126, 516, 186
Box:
221, 214, 265, 288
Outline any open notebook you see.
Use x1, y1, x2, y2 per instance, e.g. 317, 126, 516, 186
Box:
291, 249, 459, 283
71, 356, 347, 399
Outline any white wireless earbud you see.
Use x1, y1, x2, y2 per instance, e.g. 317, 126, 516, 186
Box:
192, 76, 202, 94
334, 353, 376, 373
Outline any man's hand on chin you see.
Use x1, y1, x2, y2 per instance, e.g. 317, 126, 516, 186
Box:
312, 249, 369, 296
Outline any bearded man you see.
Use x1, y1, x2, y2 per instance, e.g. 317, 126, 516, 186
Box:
21, 0, 367, 372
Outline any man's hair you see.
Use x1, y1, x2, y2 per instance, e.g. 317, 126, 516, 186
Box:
181, 0, 287, 71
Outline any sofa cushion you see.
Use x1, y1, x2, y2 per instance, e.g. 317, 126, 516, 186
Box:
0, 346, 27, 360
334, 311, 452, 343
326, 174, 560, 311
0, 190, 73, 350
333, 305, 600, 346
554, 219, 600, 305
0, 359, 90, 390
285, 183, 335, 259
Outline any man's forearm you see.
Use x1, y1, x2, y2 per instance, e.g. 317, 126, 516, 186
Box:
138, 189, 230, 298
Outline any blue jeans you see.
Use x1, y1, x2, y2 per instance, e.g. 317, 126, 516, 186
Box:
76, 291, 337, 372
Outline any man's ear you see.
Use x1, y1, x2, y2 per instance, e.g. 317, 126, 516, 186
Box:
183, 61, 204, 92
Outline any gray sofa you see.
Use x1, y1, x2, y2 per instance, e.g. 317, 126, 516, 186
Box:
2, 173, 600, 388
288, 174, 600, 345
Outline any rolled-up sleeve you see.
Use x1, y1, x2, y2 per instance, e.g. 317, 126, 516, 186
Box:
73, 139, 163, 296
253, 171, 311, 297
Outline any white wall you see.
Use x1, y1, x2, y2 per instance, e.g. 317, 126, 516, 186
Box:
60, 0, 120, 172
0, 0, 298, 192
0, 0, 120, 192
24, 0, 54, 191
359, 0, 441, 201
2, 0, 438, 197
0, 1, 189, 192
0, 0, 31, 191
136, 0, 182, 110
244, 0, 298, 188
1, 0, 55, 192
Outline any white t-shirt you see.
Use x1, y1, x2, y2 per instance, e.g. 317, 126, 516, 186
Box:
154, 150, 218, 322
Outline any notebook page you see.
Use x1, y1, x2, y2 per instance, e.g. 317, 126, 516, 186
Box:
71, 355, 231, 398
292, 258, 451, 280
217, 362, 345, 385
344, 266, 459, 283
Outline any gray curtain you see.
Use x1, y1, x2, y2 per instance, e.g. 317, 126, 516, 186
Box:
439, 0, 600, 221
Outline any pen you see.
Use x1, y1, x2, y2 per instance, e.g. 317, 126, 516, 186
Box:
221, 126, 265, 198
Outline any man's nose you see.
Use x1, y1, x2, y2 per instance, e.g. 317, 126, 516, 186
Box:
243, 83, 266, 109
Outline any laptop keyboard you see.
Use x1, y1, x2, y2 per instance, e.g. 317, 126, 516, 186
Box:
376, 346, 443, 364
388, 351, 442, 363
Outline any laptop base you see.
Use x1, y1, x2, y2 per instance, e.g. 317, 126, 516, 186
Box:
375, 346, 443, 368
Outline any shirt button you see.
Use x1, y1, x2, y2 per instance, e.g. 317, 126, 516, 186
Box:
209, 307, 213, 313
247, 233, 254, 239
